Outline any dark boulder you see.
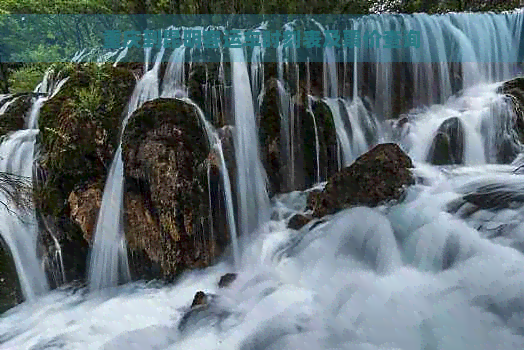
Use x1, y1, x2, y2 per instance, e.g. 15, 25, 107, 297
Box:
426, 117, 465, 165
308, 143, 414, 217
191, 291, 209, 308
287, 213, 313, 230
218, 273, 237, 288
122, 98, 230, 280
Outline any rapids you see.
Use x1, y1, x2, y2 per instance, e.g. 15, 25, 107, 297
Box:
2, 11, 524, 350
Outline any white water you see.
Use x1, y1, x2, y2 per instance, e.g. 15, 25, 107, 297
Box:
5, 161, 524, 349
88, 48, 165, 291
230, 48, 270, 238
0, 69, 68, 301
0, 129, 48, 301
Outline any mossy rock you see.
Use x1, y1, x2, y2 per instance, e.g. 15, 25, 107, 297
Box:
35, 63, 135, 283
310, 98, 339, 181
37, 63, 135, 217
0, 94, 32, 136
122, 98, 230, 280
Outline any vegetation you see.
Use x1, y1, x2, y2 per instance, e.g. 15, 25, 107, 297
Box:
36, 63, 134, 218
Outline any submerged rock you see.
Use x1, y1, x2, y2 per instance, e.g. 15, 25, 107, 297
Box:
308, 143, 414, 217
122, 98, 230, 280
287, 213, 313, 230
218, 273, 237, 288
426, 117, 465, 165
191, 291, 208, 308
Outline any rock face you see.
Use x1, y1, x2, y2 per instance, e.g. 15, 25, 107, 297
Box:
426, 117, 465, 165
497, 77, 524, 162
308, 143, 414, 217
259, 78, 338, 194
67, 182, 103, 243
498, 77, 524, 138
122, 98, 230, 280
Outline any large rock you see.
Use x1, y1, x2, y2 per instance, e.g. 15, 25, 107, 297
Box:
122, 98, 230, 280
308, 143, 414, 217
426, 117, 465, 165
36, 63, 135, 284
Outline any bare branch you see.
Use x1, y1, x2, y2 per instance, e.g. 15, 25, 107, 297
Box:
0, 172, 34, 214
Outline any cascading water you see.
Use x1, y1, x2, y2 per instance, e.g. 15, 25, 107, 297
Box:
4, 11, 524, 350
88, 47, 165, 291
230, 47, 270, 238
0, 69, 68, 301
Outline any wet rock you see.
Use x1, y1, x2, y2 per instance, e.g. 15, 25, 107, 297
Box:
498, 77, 524, 134
426, 117, 465, 165
0, 238, 23, 313
218, 273, 237, 288
0, 94, 32, 136
67, 182, 103, 243
498, 77, 524, 108
287, 213, 313, 230
497, 77, 524, 155
259, 79, 338, 194
178, 291, 229, 333
122, 98, 230, 280
37, 214, 89, 287
191, 291, 208, 308
308, 143, 414, 217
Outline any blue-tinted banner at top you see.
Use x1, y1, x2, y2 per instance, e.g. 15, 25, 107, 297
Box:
1, 14, 523, 63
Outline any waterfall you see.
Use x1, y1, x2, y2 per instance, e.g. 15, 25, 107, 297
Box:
5, 11, 524, 350
0, 68, 67, 300
401, 82, 520, 165
88, 48, 165, 291
180, 98, 240, 268
230, 47, 270, 238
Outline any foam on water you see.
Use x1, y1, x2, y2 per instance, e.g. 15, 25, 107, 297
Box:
5, 162, 524, 349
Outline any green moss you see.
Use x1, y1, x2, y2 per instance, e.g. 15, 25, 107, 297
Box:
36, 63, 135, 219
0, 94, 32, 136
122, 98, 208, 163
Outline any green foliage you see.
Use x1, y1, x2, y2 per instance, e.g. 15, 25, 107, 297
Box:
7, 63, 49, 93
37, 63, 135, 218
